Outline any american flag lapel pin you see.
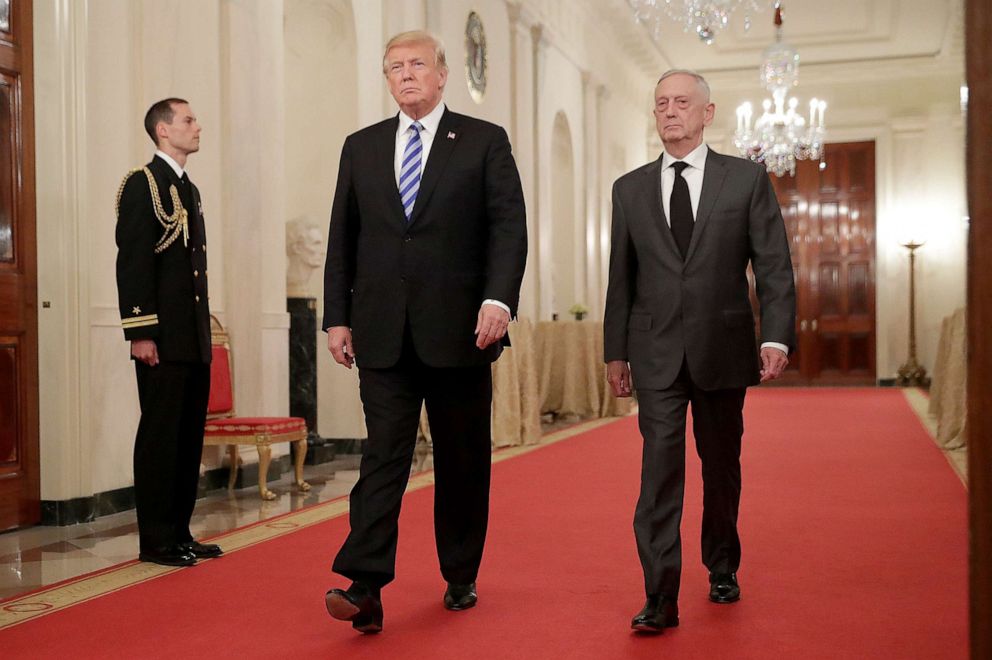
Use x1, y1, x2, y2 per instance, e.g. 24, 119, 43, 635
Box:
447, 131, 456, 140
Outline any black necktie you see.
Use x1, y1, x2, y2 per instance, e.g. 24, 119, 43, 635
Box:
669, 161, 693, 260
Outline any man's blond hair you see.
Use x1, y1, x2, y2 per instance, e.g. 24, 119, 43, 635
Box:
382, 30, 447, 74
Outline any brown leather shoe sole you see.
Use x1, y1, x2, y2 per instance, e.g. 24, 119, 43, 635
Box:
325, 590, 383, 634
324, 590, 361, 621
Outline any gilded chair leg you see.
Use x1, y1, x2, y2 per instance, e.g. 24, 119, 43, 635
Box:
257, 443, 276, 500
293, 438, 311, 492
227, 445, 240, 491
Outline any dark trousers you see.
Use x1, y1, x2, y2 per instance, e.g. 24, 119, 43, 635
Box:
333, 332, 493, 588
633, 360, 747, 600
133, 360, 210, 552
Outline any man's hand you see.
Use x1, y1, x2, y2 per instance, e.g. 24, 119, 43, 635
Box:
327, 326, 355, 368
475, 303, 510, 350
131, 339, 159, 366
759, 346, 789, 382
607, 360, 633, 398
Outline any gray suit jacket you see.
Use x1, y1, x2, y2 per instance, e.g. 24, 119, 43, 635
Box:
604, 148, 796, 391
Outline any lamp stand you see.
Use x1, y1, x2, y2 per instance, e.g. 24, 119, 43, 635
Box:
896, 241, 930, 387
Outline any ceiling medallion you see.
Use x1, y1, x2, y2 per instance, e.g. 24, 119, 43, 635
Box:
465, 12, 487, 104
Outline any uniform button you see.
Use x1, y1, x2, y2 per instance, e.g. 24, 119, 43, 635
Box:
404, 236, 411, 242
194, 270, 199, 277
195, 295, 200, 302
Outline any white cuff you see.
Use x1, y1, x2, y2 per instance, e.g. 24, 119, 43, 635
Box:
760, 341, 789, 356
482, 299, 512, 317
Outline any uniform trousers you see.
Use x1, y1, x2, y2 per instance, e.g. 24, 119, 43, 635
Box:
133, 360, 210, 552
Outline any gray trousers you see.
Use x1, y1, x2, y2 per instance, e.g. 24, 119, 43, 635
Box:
634, 361, 747, 599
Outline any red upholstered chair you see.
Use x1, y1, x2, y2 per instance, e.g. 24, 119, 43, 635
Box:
204, 316, 311, 500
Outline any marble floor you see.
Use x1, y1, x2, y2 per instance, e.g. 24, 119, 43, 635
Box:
0, 455, 371, 601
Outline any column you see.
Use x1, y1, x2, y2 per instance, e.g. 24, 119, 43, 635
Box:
221, 0, 290, 421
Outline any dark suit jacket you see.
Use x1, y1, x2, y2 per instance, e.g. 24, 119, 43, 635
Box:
604, 148, 795, 391
322, 108, 527, 369
116, 155, 211, 364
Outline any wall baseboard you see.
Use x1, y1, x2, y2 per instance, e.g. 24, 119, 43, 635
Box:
40, 454, 302, 527
40, 438, 366, 526
328, 437, 366, 455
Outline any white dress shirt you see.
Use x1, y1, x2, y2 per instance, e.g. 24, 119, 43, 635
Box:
394, 102, 510, 317
155, 150, 186, 179
660, 143, 708, 225
660, 143, 788, 356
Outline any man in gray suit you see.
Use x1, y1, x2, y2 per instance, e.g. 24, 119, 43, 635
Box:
604, 70, 796, 633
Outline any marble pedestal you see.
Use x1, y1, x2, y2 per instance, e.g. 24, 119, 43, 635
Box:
288, 297, 336, 464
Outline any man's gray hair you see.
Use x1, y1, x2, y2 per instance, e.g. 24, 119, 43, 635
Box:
656, 69, 711, 102
382, 30, 447, 74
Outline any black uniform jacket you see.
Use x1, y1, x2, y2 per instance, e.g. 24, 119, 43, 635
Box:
115, 155, 211, 364
322, 108, 528, 369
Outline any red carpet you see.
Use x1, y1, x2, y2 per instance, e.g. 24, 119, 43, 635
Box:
0, 389, 967, 659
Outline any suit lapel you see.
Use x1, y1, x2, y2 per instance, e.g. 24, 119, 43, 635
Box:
408, 109, 460, 226
685, 148, 728, 263
645, 158, 684, 263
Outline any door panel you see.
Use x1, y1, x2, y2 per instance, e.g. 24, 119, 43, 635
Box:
0, 343, 17, 463
0, 0, 39, 531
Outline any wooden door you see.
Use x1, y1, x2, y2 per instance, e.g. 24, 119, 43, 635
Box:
0, 0, 38, 531
764, 141, 877, 385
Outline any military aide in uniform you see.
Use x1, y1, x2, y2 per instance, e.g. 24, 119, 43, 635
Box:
115, 98, 222, 567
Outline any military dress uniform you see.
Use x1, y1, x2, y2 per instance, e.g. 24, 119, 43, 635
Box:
115, 154, 211, 556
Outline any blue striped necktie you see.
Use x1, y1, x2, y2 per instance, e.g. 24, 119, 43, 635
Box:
399, 121, 424, 221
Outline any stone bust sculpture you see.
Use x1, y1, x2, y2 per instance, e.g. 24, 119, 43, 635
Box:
286, 218, 325, 298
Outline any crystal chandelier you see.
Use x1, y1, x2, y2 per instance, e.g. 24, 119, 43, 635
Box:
628, 0, 763, 45
733, 3, 826, 177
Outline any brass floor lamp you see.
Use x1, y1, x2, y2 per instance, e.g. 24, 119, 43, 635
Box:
896, 241, 931, 387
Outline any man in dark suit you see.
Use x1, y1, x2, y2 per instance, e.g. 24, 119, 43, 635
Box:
604, 70, 796, 633
321, 31, 527, 634
115, 98, 222, 567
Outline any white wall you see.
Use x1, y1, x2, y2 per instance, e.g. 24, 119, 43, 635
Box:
35, 0, 292, 500
283, 0, 366, 440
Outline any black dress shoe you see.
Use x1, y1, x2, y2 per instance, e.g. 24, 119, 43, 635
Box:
631, 595, 679, 634
179, 541, 224, 559
324, 582, 383, 634
709, 573, 741, 603
443, 582, 478, 611
138, 545, 197, 567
